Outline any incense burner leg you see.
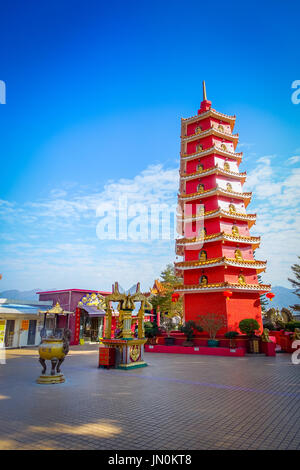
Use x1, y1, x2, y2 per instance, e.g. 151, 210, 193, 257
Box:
56, 357, 65, 374
51, 358, 58, 376
39, 357, 46, 375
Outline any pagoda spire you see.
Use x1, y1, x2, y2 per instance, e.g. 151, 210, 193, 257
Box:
198, 80, 211, 114
202, 80, 207, 101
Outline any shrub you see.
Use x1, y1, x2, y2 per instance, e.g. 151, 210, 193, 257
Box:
262, 321, 276, 331
197, 313, 226, 340
180, 321, 203, 341
239, 318, 260, 337
224, 331, 239, 339
144, 321, 159, 338
284, 321, 300, 332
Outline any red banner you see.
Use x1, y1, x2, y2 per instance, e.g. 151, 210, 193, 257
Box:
74, 307, 81, 345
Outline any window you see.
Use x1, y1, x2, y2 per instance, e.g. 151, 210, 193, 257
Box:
200, 275, 208, 286
229, 203, 236, 213
226, 182, 233, 192
221, 143, 227, 151
196, 143, 203, 152
197, 184, 205, 193
197, 164, 204, 172
195, 125, 202, 134
218, 124, 224, 132
238, 274, 246, 285
224, 162, 230, 171
199, 227, 207, 238
199, 250, 207, 261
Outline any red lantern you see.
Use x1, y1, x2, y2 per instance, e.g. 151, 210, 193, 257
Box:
266, 292, 275, 301
171, 292, 180, 303
223, 290, 233, 300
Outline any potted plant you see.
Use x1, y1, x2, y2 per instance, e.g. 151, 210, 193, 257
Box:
180, 321, 203, 346
161, 317, 176, 345
239, 318, 260, 353
224, 331, 239, 349
197, 313, 226, 347
144, 321, 159, 345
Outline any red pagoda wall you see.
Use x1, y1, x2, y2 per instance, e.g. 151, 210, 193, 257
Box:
184, 292, 263, 334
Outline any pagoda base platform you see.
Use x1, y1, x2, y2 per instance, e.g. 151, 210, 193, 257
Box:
117, 361, 147, 369
145, 344, 246, 357
101, 338, 147, 369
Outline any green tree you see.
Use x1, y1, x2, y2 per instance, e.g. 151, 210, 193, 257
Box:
288, 256, 300, 312
258, 274, 268, 312
150, 264, 183, 324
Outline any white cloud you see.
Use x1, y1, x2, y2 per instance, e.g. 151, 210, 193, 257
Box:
244, 157, 300, 287
287, 155, 300, 165
0, 164, 178, 291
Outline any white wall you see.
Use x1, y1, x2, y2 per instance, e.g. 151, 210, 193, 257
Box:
219, 199, 246, 213
216, 177, 242, 193
6, 317, 43, 348
214, 157, 239, 173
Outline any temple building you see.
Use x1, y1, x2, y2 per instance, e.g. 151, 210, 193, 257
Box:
174, 83, 271, 332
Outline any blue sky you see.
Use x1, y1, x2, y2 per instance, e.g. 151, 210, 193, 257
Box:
0, 0, 299, 291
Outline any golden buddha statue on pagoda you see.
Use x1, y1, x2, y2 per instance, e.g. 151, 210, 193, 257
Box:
229, 203, 236, 214
232, 225, 239, 236
235, 249, 243, 261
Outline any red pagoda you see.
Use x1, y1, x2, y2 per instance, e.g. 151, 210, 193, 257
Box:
175, 82, 271, 333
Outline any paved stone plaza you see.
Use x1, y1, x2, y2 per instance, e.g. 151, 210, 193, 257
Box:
0, 345, 299, 450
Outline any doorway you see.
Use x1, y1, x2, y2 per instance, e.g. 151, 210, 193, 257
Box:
27, 320, 37, 345
4, 320, 15, 347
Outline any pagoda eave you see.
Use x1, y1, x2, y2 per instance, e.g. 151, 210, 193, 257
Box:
181, 146, 243, 163
181, 108, 236, 130
178, 188, 252, 204
175, 258, 267, 273
177, 209, 257, 228
181, 128, 239, 146
174, 283, 271, 294
176, 233, 261, 250
180, 167, 247, 182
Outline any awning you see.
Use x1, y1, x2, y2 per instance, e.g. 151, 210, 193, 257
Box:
81, 305, 106, 316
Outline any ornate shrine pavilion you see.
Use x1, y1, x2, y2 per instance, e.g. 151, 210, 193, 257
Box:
174, 83, 271, 332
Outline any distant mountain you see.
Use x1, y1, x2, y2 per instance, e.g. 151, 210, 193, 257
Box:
0, 289, 42, 301
265, 286, 297, 310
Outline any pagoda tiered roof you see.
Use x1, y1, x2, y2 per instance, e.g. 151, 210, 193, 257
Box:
175, 232, 261, 252
173, 282, 271, 294
178, 186, 252, 206
178, 207, 257, 228
175, 257, 267, 273
181, 145, 243, 163
180, 166, 247, 182
181, 128, 239, 148
181, 108, 236, 130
